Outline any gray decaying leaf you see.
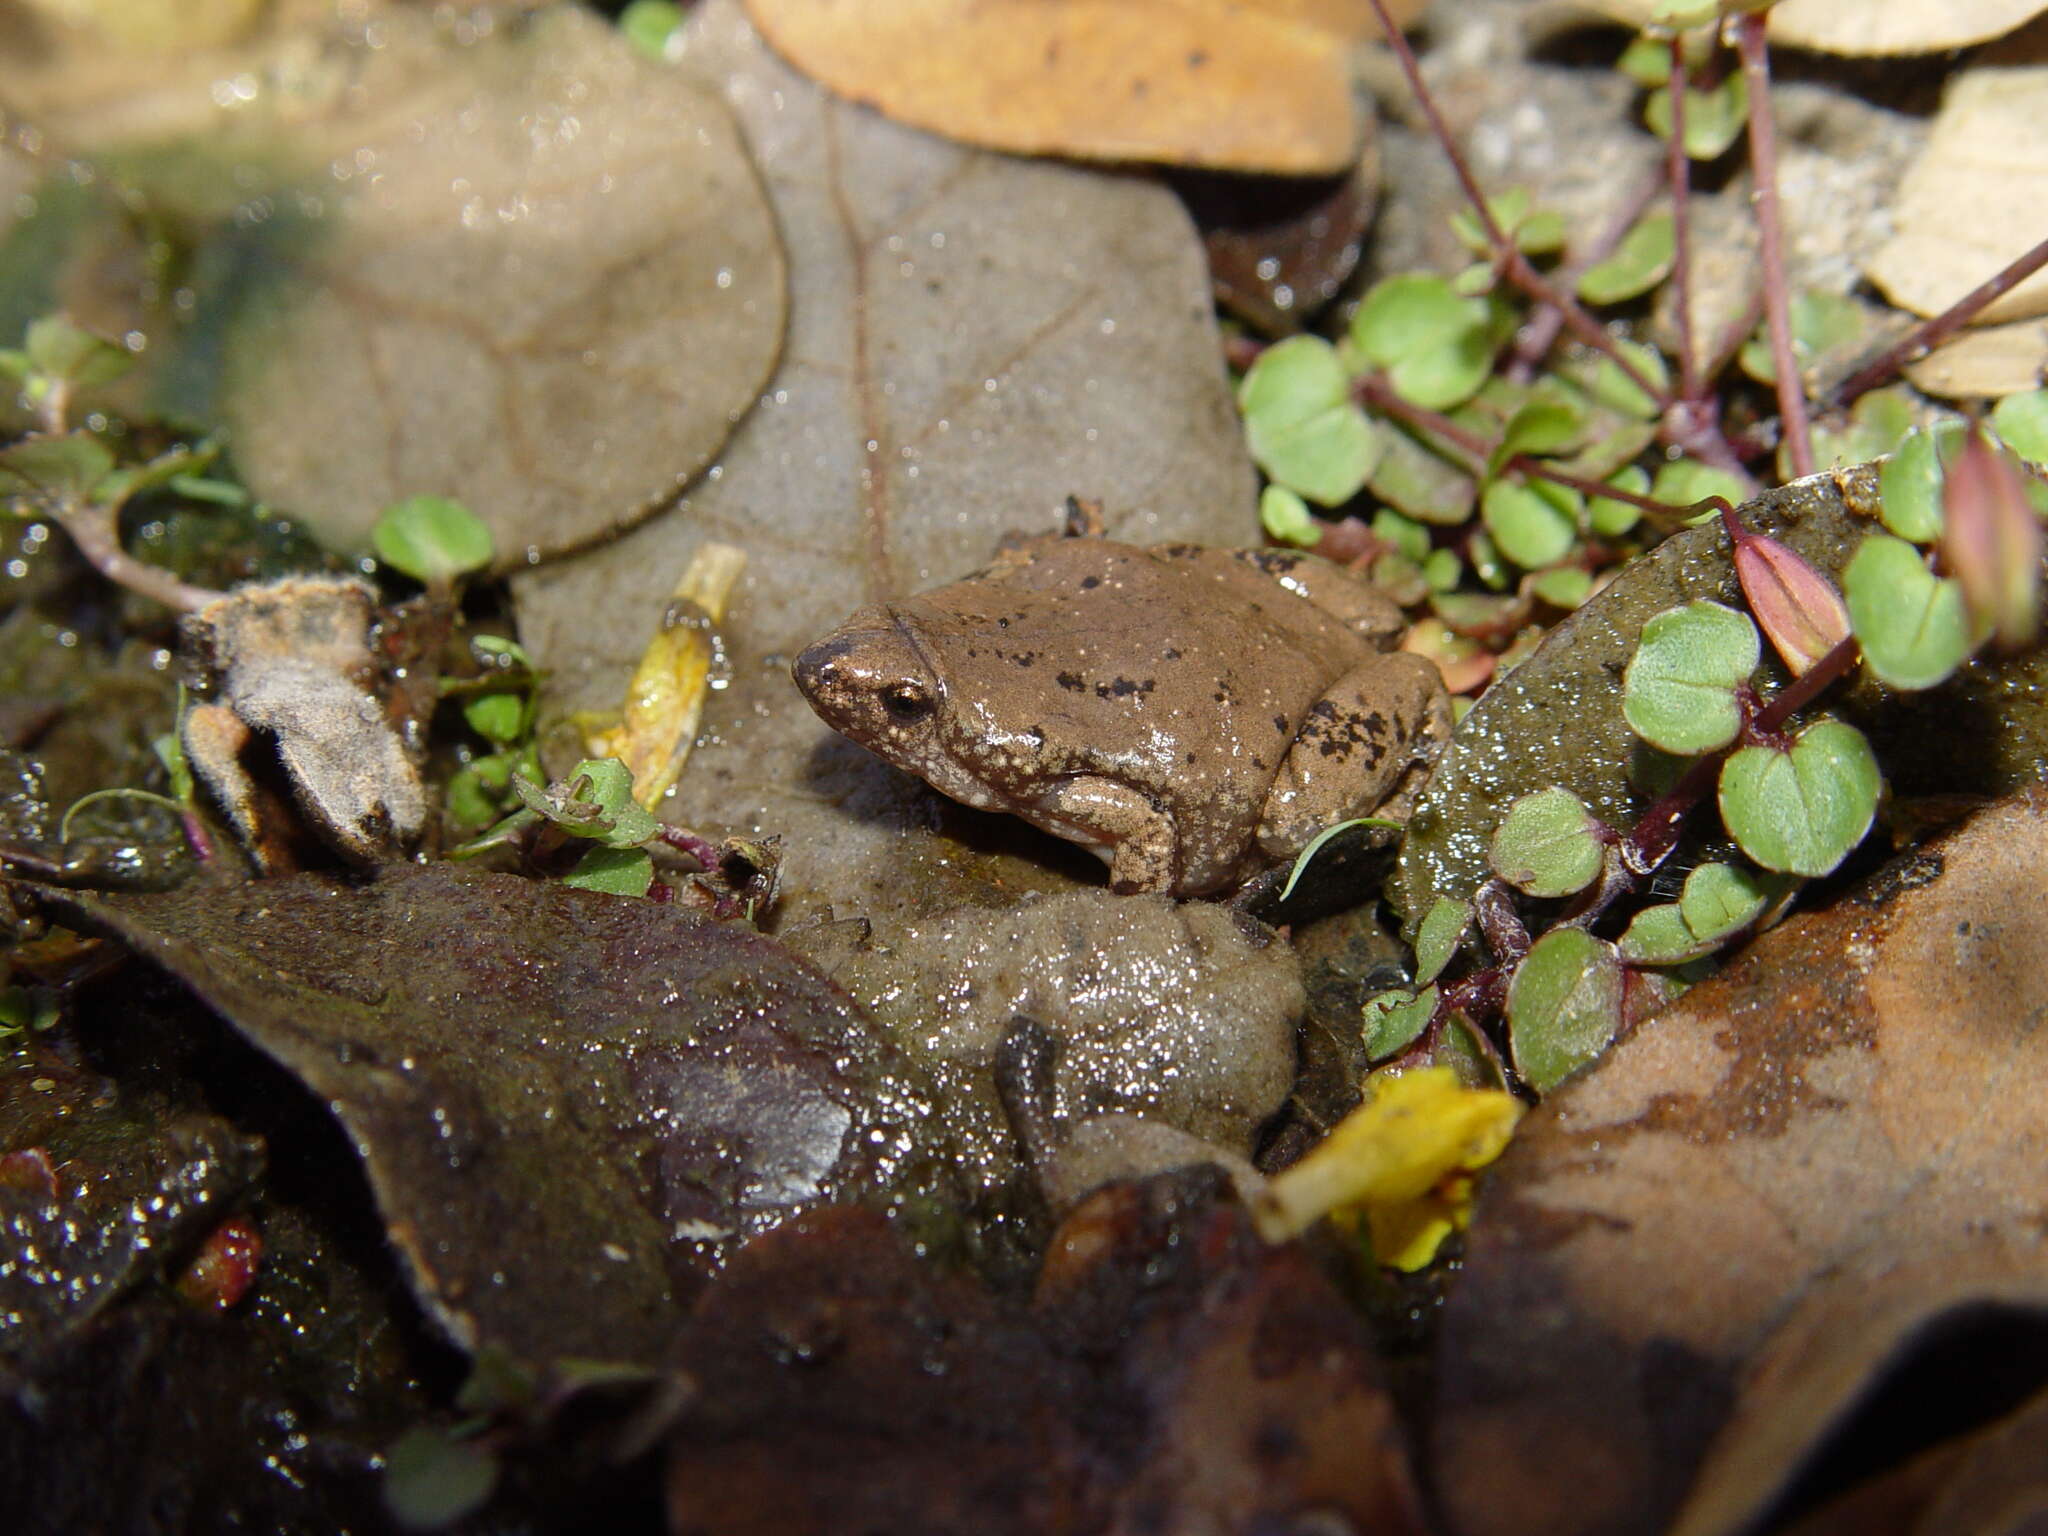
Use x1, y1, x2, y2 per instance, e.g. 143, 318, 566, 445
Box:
1391, 464, 2048, 930
35, 863, 950, 1370
513, 0, 1258, 925
1433, 787, 2048, 1536
179, 575, 424, 869
0, 4, 786, 569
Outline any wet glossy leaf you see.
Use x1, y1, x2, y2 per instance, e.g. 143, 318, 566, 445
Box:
1351, 273, 1494, 411
1240, 336, 1381, 505
1649, 458, 1746, 513
40, 865, 943, 1368
1622, 600, 1758, 755
1719, 718, 1880, 876
1368, 422, 1476, 525
1993, 388, 2048, 465
1505, 928, 1623, 1094
1845, 533, 1975, 690
462, 691, 525, 748
1489, 786, 1605, 898
1414, 897, 1472, 985
1437, 789, 2048, 1536
1482, 480, 1578, 571
1878, 423, 1962, 543
562, 844, 655, 896
1487, 399, 1585, 477
1734, 533, 1850, 677
1362, 985, 1437, 1061
743, 0, 1372, 174
618, 0, 685, 57
1575, 210, 1675, 305
371, 496, 494, 588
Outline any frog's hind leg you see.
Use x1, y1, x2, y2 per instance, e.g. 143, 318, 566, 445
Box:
1028, 775, 1180, 894
1256, 652, 1452, 861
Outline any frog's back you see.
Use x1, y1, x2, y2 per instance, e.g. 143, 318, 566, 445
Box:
907, 538, 1374, 792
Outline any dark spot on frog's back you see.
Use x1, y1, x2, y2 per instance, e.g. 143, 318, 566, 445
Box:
1057, 670, 1087, 693
1095, 677, 1155, 700
1079, 575, 1101, 590
1273, 714, 1290, 735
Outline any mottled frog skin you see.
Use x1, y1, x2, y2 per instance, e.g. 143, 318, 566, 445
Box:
793, 527, 1451, 896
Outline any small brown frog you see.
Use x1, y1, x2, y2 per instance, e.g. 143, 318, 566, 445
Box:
793, 513, 1451, 896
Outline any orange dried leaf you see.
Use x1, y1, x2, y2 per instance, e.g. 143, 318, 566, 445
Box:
1733, 533, 1851, 677
741, 0, 1369, 174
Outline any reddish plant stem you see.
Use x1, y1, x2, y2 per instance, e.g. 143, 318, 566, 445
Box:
1667, 35, 1701, 403
1734, 12, 1813, 479
61, 501, 218, 613
1814, 232, 2048, 415
1358, 0, 1669, 411
1507, 168, 1664, 382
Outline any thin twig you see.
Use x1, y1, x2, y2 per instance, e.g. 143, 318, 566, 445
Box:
58, 501, 219, 613
1734, 13, 1812, 479
1358, 0, 1670, 411
1667, 35, 1700, 403
1508, 169, 1663, 381
1814, 232, 2048, 416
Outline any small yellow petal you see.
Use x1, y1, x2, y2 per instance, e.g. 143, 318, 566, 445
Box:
1253, 1066, 1523, 1246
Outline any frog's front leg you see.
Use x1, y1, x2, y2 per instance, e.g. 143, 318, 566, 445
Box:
1257, 652, 1452, 860
1029, 775, 1178, 893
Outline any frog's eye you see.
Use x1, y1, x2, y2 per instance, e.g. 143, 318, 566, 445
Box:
880, 682, 934, 724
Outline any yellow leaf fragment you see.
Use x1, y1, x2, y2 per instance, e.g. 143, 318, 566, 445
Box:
581, 542, 747, 811
1865, 66, 2048, 325
1253, 1066, 1523, 1270
741, 0, 1368, 174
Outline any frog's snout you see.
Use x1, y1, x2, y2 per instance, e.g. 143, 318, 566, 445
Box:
791, 634, 854, 705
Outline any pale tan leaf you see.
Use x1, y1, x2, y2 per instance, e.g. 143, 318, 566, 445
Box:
1433, 788, 2048, 1536
514, 0, 1257, 925
739, 0, 1367, 174
1904, 317, 2048, 398
1866, 66, 2048, 324
1548, 0, 2048, 53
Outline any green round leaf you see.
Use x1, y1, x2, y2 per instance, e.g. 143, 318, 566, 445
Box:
1878, 424, 1960, 545
1423, 548, 1463, 591
563, 844, 656, 896
1363, 985, 1437, 1061
1617, 902, 1706, 965
1622, 600, 1759, 755
1645, 72, 1747, 160
1242, 336, 1445, 508
1993, 389, 2048, 468
1490, 399, 1587, 475
1489, 785, 1606, 898
1587, 465, 1649, 537
1844, 533, 1974, 691
384, 1427, 498, 1530
1587, 339, 1671, 420
1351, 274, 1494, 412
0, 432, 116, 507
1259, 484, 1320, 547
1678, 861, 1771, 942
1649, 459, 1747, 513
1482, 480, 1577, 570
462, 691, 525, 747
1506, 928, 1624, 1093
1718, 720, 1880, 877
1414, 897, 1472, 985
1576, 211, 1676, 306
1531, 566, 1594, 609
372, 495, 495, 586
618, 0, 684, 57
1372, 507, 1431, 562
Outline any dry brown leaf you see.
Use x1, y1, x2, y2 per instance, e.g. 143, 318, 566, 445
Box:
1550, 0, 2048, 53
514, 0, 1256, 925
1904, 317, 2048, 398
1865, 65, 2048, 324
1433, 788, 2048, 1536
739, 0, 1368, 174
